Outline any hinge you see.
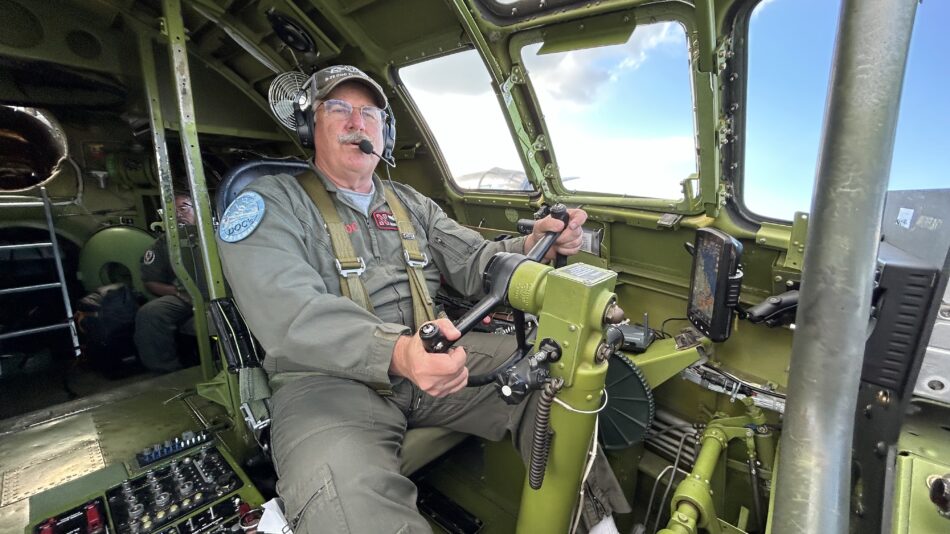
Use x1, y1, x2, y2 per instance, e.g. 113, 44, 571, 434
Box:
784, 212, 809, 270
718, 116, 734, 147
716, 35, 734, 73
542, 163, 556, 179
532, 135, 547, 152
501, 65, 526, 106
657, 213, 684, 229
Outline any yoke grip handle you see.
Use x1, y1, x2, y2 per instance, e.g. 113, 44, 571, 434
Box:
419, 322, 451, 353
525, 203, 571, 263
549, 204, 570, 268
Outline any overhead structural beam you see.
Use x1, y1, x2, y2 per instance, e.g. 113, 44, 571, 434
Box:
188, 0, 287, 73
771, 0, 918, 532
94, 0, 302, 149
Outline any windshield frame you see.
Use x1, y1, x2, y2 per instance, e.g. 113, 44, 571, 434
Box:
508, 3, 707, 213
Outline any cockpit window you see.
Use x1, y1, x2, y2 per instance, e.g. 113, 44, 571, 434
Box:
742, 0, 949, 221
400, 50, 532, 192
0, 106, 68, 192
520, 20, 696, 200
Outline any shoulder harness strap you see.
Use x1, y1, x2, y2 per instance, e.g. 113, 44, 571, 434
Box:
297, 170, 375, 312
383, 185, 437, 327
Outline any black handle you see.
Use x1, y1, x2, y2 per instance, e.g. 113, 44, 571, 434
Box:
745, 290, 799, 325
419, 322, 450, 353
550, 204, 570, 268
525, 203, 570, 263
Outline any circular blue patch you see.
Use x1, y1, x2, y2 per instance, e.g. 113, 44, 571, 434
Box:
219, 191, 266, 243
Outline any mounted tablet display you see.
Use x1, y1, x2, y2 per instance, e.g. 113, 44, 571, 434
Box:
687, 228, 743, 342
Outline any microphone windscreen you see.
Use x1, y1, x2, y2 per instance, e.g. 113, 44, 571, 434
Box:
358, 140, 374, 155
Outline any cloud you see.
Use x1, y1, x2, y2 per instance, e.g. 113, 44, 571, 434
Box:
551, 129, 694, 199
399, 52, 494, 96
400, 21, 696, 197
407, 84, 695, 198
524, 21, 682, 106
408, 87, 524, 178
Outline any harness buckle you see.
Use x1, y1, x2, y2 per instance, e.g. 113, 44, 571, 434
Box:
404, 250, 429, 268
240, 402, 272, 432
334, 257, 366, 277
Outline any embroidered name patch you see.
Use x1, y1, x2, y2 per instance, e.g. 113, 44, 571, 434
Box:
219, 191, 266, 243
372, 211, 398, 231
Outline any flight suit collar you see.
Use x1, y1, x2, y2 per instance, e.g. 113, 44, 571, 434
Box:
310, 165, 389, 213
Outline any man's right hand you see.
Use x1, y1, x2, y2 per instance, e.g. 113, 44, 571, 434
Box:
390, 318, 468, 397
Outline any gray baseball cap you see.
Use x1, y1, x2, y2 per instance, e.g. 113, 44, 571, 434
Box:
308, 65, 388, 108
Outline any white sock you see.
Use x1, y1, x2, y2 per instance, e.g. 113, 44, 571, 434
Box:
589, 515, 621, 534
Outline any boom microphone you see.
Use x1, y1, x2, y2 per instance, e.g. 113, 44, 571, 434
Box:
358, 139, 395, 168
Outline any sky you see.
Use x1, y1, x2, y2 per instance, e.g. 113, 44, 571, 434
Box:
401, 0, 949, 220
744, 0, 950, 219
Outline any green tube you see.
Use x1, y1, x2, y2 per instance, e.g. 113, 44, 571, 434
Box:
516, 363, 608, 532
658, 429, 726, 533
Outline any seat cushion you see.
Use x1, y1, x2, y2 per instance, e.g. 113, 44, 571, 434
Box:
400, 427, 468, 475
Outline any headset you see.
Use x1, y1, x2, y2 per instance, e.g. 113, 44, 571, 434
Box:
293, 77, 397, 165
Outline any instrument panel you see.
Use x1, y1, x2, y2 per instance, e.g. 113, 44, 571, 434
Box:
31, 438, 262, 534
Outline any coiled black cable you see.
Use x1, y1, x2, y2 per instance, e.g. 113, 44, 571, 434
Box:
529, 377, 564, 490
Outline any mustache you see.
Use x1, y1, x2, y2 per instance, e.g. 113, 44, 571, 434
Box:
338, 132, 372, 145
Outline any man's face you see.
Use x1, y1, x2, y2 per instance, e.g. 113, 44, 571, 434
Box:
313, 82, 385, 181
175, 195, 195, 225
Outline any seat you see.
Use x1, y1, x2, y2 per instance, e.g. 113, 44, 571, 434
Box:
215, 158, 312, 215
215, 159, 466, 475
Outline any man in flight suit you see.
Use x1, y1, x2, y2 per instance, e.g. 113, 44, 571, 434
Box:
216, 65, 629, 533
134, 193, 196, 373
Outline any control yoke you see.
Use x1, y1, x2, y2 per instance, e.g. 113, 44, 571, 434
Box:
418, 204, 571, 384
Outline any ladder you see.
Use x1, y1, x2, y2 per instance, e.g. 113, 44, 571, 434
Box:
0, 186, 81, 357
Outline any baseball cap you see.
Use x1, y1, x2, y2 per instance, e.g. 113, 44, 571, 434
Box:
308, 65, 388, 108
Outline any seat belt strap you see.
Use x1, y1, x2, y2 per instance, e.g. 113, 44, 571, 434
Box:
297, 171, 375, 313
238, 367, 272, 433
383, 186, 437, 327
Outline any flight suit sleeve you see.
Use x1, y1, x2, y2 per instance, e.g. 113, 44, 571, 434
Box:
217, 180, 408, 388
418, 195, 526, 299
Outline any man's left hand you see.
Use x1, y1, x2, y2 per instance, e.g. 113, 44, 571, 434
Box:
524, 208, 588, 261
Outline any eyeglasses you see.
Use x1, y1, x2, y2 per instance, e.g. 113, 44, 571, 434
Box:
176, 203, 193, 214
318, 99, 388, 126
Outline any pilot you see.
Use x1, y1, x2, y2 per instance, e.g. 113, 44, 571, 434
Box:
216, 65, 629, 533
134, 192, 196, 373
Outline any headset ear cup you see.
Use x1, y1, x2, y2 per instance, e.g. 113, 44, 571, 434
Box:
382, 107, 396, 162
293, 91, 314, 147
294, 107, 313, 147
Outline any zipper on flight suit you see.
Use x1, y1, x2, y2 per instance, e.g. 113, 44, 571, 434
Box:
358, 216, 382, 261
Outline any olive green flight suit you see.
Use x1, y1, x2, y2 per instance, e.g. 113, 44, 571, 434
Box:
135, 234, 193, 372
216, 170, 629, 533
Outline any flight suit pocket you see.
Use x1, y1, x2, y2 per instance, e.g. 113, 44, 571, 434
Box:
290, 464, 350, 534
430, 219, 480, 264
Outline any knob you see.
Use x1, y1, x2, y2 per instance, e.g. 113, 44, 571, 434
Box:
178, 480, 195, 497
128, 503, 145, 520
155, 491, 172, 508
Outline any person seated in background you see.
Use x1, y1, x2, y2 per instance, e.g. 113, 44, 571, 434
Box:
134, 192, 196, 373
